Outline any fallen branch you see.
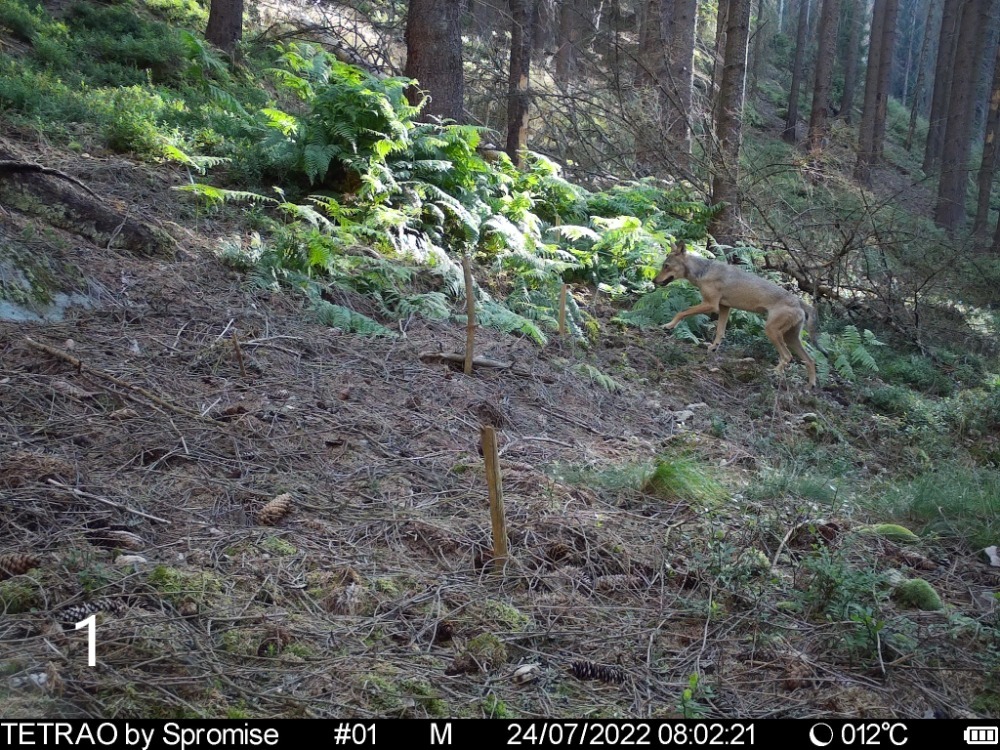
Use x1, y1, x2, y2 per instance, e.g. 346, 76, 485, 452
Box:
0, 160, 101, 200
46, 479, 171, 525
25, 337, 211, 423
418, 351, 513, 370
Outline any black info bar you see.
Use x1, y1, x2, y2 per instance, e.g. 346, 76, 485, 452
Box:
0, 719, 979, 749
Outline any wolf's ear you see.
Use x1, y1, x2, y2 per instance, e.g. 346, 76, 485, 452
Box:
672, 240, 687, 255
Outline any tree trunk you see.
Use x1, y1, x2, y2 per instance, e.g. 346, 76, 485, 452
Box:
923, 0, 961, 173
710, 0, 754, 247
750, 0, 768, 95
905, 0, 938, 150
405, 0, 467, 122
973, 26, 1000, 238
506, 0, 541, 164
665, 0, 699, 171
712, 0, 732, 128
935, 0, 993, 233
636, 0, 664, 89
555, 0, 580, 81
900, 0, 920, 102
0, 153, 175, 257
839, 0, 864, 122
635, 0, 666, 171
205, 0, 244, 54
808, 0, 842, 149
871, 0, 900, 159
854, 0, 898, 184
784, 0, 812, 141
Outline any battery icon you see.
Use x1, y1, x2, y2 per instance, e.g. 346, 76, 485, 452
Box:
965, 727, 999, 745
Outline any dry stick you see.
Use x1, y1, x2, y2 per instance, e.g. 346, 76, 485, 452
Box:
46, 479, 171, 525
481, 425, 508, 567
24, 337, 208, 422
462, 254, 476, 376
558, 284, 568, 336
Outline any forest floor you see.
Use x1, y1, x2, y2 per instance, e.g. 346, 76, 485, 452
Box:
1, 128, 998, 721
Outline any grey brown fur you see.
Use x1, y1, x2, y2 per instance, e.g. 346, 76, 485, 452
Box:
654, 242, 822, 387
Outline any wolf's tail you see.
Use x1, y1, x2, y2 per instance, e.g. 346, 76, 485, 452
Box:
801, 301, 830, 356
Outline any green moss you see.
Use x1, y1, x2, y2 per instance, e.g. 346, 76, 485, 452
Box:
474, 599, 531, 631
0, 578, 40, 613
857, 523, 920, 544
892, 578, 943, 611
466, 633, 509, 669
147, 565, 223, 606
220, 628, 257, 656
262, 537, 296, 556
482, 694, 513, 718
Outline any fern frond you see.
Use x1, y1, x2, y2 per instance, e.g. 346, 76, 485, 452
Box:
475, 300, 547, 345
573, 363, 623, 393
312, 298, 395, 337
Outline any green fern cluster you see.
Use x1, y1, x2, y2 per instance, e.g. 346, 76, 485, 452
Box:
179, 43, 715, 345
614, 285, 706, 342
817, 325, 882, 381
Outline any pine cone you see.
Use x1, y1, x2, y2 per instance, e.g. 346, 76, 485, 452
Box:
258, 493, 293, 525
0, 553, 41, 580
570, 660, 627, 685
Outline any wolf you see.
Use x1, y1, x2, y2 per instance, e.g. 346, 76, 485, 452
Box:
654, 242, 823, 387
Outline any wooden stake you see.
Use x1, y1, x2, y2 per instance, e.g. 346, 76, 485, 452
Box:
558, 283, 568, 336
462, 254, 476, 376
232, 333, 247, 379
481, 425, 508, 566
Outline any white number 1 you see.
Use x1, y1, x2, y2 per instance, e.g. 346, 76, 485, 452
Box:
75, 614, 96, 666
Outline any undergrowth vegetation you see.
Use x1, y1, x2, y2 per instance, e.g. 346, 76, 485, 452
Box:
3, 2, 1000, 718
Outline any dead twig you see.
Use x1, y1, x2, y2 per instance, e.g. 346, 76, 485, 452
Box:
46, 479, 171, 525
24, 337, 211, 423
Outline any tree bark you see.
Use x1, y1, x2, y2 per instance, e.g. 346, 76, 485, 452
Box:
750, 0, 768, 95
973, 26, 1000, 238
870, 0, 900, 160
636, 0, 665, 89
635, 0, 666, 171
205, 0, 244, 54
784, 0, 812, 141
405, 0, 467, 122
923, 0, 962, 173
839, 0, 864, 123
905, 0, 938, 150
665, 0, 699, 171
710, 0, 754, 247
808, 0, 842, 149
712, 0, 732, 129
934, 0, 993, 233
555, 0, 580, 81
854, 0, 898, 184
506, 0, 541, 164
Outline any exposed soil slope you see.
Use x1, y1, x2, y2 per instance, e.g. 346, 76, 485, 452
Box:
0, 137, 995, 720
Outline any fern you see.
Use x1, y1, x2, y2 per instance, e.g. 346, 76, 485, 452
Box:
311, 298, 395, 337
475, 300, 547, 345
573, 363, 623, 393
815, 325, 883, 381
616, 285, 707, 343
395, 291, 452, 321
